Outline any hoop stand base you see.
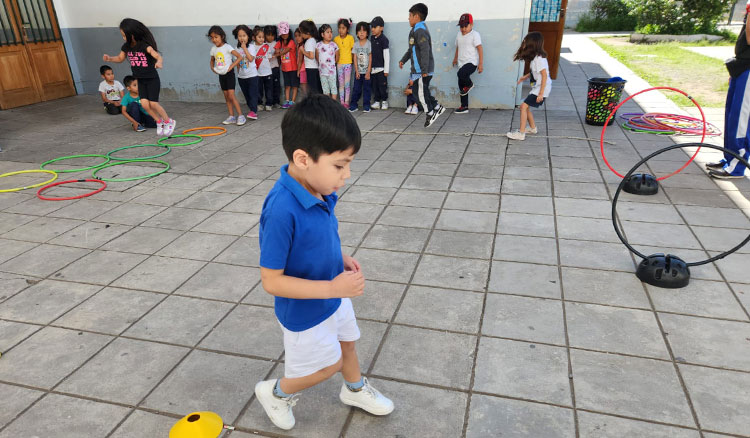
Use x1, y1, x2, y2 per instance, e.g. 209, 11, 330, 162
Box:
636, 254, 690, 288
623, 173, 659, 196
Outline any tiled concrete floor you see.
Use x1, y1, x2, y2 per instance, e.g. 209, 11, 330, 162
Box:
0, 40, 749, 437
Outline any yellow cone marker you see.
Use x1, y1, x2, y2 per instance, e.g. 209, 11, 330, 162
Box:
169, 411, 228, 438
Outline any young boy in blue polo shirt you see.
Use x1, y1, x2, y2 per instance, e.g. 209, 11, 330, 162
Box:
255, 94, 394, 431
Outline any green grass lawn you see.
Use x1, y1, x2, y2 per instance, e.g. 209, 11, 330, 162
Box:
593, 37, 729, 107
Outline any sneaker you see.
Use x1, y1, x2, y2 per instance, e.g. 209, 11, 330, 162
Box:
455, 106, 469, 114
136, 124, 146, 132
371, 101, 381, 110
404, 105, 412, 114
247, 111, 258, 120
255, 380, 297, 430
222, 116, 237, 125
411, 106, 419, 115
164, 119, 176, 136
527, 126, 538, 134
506, 130, 526, 141
459, 84, 474, 96
156, 120, 164, 136
237, 115, 247, 126
705, 160, 725, 170
339, 377, 394, 416
258, 105, 265, 111
349, 107, 358, 112
363, 107, 371, 113
274, 103, 282, 109
709, 169, 744, 179
266, 105, 273, 111
425, 104, 445, 127
381, 101, 389, 110
281, 102, 291, 109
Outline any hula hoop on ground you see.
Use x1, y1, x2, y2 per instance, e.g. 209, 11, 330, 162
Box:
600, 86, 706, 181
92, 159, 170, 182
37, 179, 107, 201
40, 154, 111, 173
612, 142, 750, 267
182, 126, 227, 137
157, 134, 202, 147
0, 169, 58, 193
107, 144, 171, 161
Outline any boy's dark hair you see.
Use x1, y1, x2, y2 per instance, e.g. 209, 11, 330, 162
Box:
298, 20, 319, 41
100, 65, 113, 75
123, 75, 136, 87
281, 94, 361, 162
513, 31, 547, 62
119, 18, 157, 51
232, 24, 252, 41
355, 21, 370, 36
318, 24, 332, 37
409, 3, 428, 21
207, 25, 227, 43
337, 18, 352, 30
264, 25, 277, 39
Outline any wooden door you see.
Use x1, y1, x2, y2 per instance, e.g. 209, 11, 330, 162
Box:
0, 0, 74, 110
527, 0, 568, 80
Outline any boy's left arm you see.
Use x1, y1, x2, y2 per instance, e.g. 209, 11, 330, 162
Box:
477, 44, 483, 73
537, 69, 548, 103
366, 53, 372, 80
383, 48, 390, 76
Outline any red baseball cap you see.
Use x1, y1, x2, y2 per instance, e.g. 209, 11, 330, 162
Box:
458, 13, 473, 26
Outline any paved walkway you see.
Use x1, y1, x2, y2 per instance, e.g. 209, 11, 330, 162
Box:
0, 35, 749, 437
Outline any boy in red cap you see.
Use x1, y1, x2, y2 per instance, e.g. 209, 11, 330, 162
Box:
452, 13, 483, 114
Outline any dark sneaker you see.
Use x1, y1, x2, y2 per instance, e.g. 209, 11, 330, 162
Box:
136, 124, 146, 132
705, 161, 725, 170
428, 104, 445, 126
709, 169, 744, 179
459, 84, 474, 96
455, 106, 469, 114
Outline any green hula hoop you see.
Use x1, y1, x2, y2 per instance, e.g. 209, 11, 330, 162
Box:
92, 159, 170, 182
157, 134, 202, 147
107, 144, 171, 161
40, 154, 111, 173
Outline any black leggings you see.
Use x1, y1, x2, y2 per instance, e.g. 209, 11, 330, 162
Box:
305, 68, 322, 94
238, 76, 259, 113
257, 75, 273, 106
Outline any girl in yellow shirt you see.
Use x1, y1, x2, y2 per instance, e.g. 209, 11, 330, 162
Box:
334, 19, 355, 107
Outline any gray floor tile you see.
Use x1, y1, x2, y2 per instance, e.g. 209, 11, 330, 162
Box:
493, 234, 558, 265
679, 364, 750, 436
497, 212, 556, 238
143, 350, 272, 420
554, 197, 611, 219
109, 410, 176, 438
500, 194, 554, 215
676, 205, 750, 228
176, 190, 239, 210
346, 379, 467, 438
0, 393, 130, 438
0, 326, 111, 388
488, 261, 561, 298
0, 244, 89, 277
412, 161, 459, 176
0, 238, 37, 265
361, 224, 430, 252
0, 280, 101, 324
156, 231, 237, 261
557, 216, 619, 243
377, 205, 439, 229
352, 280, 405, 322
131, 187, 195, 206
444, 192, 500, 212
437, 209, 497, 233
558, 239, 635, 271
482, 294, 566, 344
340, 185, 397, 204
562, 267, 650, 308
241, 282, 275, 307
554, 181, 609, 199
175, 263, 259, 301
191, 211, 259, 235
124, 295, 233, 345
395, 286, 483, 333
402, 174, 452, 190
334, 201, 385, 223
2, 217, 83, 243
0, 383, 43, 429
213, 236, 259, 267
570, 349, 694, 426
353, 248, 419, 283
617, 201, 685, 225
355, 172, 407, 188
101, 226, 183, 254
502, 179, 552, 196
648, 279, 748, 320
54, 287, 163, 334
0, 212, 35, 234
111, 255, 205, 293
199, 305, 282, 359
390, 188, 446, 208
451, 177, 502, 194
467, 394, 575, 438
47, 199, 119, 221
54, 250, 147, 285
0, 320, 40, 351
337, 221, 371, 247
659, 313, 750, 371
620, 221, 702, 250
474, 337, 571, 405
57, 338, 188, 404
373, 325, 476, 389
426, 230, 493, 259
141, 207, 214, 230
412, 254, 490, 291
47, 222, 132, 250
92, 202, 166, 225
577, 411, 700, 438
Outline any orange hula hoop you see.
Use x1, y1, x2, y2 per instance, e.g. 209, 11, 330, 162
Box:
182, 126, 227, 137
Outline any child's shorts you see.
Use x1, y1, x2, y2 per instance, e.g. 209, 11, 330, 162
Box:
136, 76, 160, 102
282, 70, 300, 88
524, 94, 546, 108
320, 74, 337, 95
280, 297, 360, 378
219, 71, 236, 91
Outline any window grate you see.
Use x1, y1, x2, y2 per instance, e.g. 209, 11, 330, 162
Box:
0, 0, 59, 46
0, 1, 19, 46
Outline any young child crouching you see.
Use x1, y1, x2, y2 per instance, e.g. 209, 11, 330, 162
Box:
120, 75, 157, 132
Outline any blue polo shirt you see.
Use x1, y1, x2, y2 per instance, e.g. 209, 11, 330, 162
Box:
259, 164, 343, 332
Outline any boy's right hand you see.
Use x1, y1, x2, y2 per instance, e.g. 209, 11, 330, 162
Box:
330, 271, 364, 298
452, 59, 458, 67
399, 61, 404, 69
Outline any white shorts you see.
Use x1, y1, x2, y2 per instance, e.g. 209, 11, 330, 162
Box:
280, 298, 360, 378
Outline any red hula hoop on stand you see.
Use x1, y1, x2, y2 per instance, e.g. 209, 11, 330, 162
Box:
36, 179, 107, 201
599, 86, 706, 181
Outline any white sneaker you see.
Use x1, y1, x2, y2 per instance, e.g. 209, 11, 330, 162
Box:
404, 105, 412, 114
506, 130, 526, 140
339, 377, 394, 416
255, 380, 297, 430
222, 116, 237, 125
371, 101, 381, 110
237, 115, 247, 126
381, 101, 389, 110
164, 119, 176, 136
265, 105, 273, 111
527, 126, 538, 134
411, 106, 419, 115
156, 120, 165, 136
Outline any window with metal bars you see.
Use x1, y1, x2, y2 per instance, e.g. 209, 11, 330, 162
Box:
0, 0, 59, 46
0, 1, 19, 45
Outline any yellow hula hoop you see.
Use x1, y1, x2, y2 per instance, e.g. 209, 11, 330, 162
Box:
0, 169, 58, 193
182, 126, 227, 137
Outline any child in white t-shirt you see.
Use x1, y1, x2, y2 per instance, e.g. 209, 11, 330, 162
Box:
233, 24, 259, 120
98, 65, 124, 115
208, 25, 243, 125
254, 27, 276, 111
452, 13, 483, 114
507, 31, 551, 141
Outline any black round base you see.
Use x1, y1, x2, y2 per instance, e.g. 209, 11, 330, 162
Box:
636, 253, 690, 288
623, 173, 659, 196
